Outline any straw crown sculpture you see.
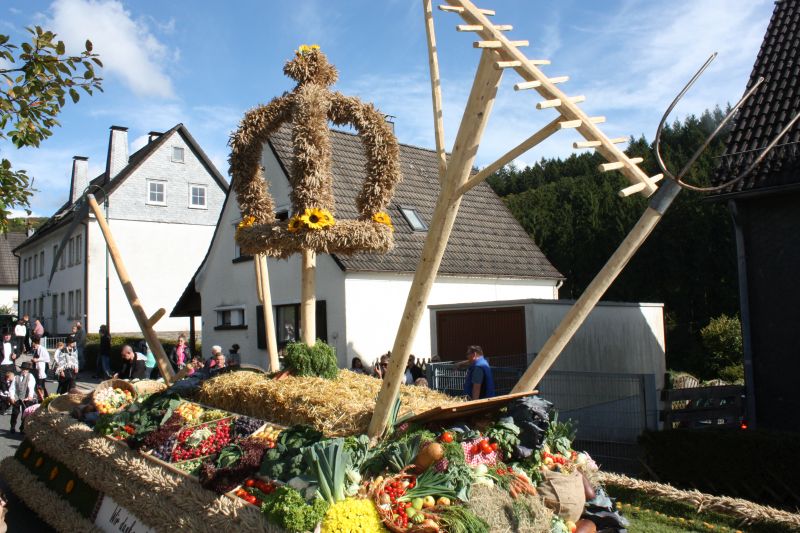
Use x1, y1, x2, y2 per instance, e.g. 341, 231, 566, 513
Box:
230, 45, 402, 258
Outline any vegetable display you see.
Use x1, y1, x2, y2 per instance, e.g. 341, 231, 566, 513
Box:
83, 376, 624, 533
94, 387, 133, 414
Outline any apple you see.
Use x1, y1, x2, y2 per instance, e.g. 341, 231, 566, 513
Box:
436, 497, 451, 506
412, 497, 424, 511
566, 520, 577, 533
406, 508, 417, 518
422, 496, 436, 509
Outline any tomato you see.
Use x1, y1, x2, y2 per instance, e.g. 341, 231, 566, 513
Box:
490, 442, 499, 452
440, 432, 453, 443
480, 442, 492, 454
245, 479, 256, 487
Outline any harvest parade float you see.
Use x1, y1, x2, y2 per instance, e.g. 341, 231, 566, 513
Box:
5, 2, 800, 533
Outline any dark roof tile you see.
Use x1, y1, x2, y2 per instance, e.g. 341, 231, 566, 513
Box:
714, 0, 800, 194
268, 125, 562, 279
0, 232, 25, 286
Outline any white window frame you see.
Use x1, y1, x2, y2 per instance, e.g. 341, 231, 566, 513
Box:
214, 305, 246, 329
188, 183, 208, 209
171, 146, 185, 163
147, 179, 167, 206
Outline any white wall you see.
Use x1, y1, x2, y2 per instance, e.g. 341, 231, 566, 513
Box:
0, 287, 17, 313
17, 224, 86, 334
195, 143, 348, 365
86, 217, 214, 334
346, 273, 558, 367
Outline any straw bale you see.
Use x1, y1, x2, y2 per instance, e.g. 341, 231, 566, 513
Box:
197, 370, 462, 437
599, 471, 800, 530
467, 484, 552, 533
24, 412, 276, 532
0, 456, 101, 533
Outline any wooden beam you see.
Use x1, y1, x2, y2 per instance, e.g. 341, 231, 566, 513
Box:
496, 59, 550, 69
254, 253, 280, 371
536, 98, 561, 109
610, 136, 629, 144
618, 174, 663, 197
424, 0, 448, 179
147, 308, 165, 328
448, 0, 658, 196
300, 249, 316, 346
599, 157, 643, 172
457, 116, 562, 195
86, 194, 175, 385
439, 5, 495, 15
457, 24, 512, 32
368, 49, 503, 440
511, 181, 682, 393
474, 40, 528, 48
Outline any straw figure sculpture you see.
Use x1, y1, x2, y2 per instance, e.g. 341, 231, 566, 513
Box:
230, 45, 402, 258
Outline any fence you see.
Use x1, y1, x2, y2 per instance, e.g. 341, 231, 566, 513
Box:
426, 356, 658, 474
660, 385, 745, 429
42, 336, 68, 351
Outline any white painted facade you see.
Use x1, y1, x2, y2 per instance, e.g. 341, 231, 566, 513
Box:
194, 143, 559, 367
0, 287, 17, 313
16, 125, 226, 335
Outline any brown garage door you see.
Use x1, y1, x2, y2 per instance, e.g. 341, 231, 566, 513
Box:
435, 306, 526, 362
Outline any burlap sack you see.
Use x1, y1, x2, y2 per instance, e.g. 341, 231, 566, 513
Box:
538, 469, 586, 522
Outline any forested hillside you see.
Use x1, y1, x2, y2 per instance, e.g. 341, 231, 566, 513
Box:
488, 108, 739, 377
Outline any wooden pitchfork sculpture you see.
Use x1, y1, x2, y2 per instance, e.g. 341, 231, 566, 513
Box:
511, 55, 800, 394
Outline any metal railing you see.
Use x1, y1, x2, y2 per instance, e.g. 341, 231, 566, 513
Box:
426, 356, 659, 474
42, 336, 68, 351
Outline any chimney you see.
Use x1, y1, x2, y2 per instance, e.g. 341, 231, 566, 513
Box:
383, 114, 396, 133
106, 125, 129, 179
148, 131, 163, 143
70, 156, 89, 203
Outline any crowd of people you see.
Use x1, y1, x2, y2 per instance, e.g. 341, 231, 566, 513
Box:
349, 345, 495, 400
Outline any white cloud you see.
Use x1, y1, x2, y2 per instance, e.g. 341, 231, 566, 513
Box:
47, 0, 176, 98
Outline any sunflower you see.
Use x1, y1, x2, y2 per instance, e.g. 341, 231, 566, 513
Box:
297, 44, 321, 56
287, 215, 304, 233
300, 207, 335, 230
372, 211, 393, 230
237, 215, 256, 230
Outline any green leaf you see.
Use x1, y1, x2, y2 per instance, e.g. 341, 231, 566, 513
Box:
55, 41, 65, 55
85, 39, 93, 52
69, 87, 79, 103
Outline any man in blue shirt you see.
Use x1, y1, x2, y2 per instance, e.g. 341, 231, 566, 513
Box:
462, 345, 495, 400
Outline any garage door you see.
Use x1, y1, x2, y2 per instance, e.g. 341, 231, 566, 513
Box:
435, 306, 526, 362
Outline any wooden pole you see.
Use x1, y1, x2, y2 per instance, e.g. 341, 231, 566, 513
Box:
254, 253, 280, 371
511, 180, 682, 393
368, 49, 503, 440
300, 248, 316, 346
86, 194, 175, 385
424, 0, 447, 180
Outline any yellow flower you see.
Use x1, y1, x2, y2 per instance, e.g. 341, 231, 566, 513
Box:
287, 215, 304, 233
321, 498, 386, 533
297, 44, 321, 56
300, 207, 335, 230
372, 212, 393, 230
237, 216, 256, 230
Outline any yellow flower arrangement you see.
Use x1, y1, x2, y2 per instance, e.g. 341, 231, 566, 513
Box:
297, 44, 321, 55
287, 215, 304, 233
237, 215, 256, 230
321, 498, 386, 533
372, 212, 393, 230
300, 207, 335, 230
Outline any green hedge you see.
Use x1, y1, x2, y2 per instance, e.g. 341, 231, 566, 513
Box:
82, 333, 191, 372
639, 429, 800, 508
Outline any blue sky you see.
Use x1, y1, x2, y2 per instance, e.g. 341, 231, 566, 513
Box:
2, 0, 774, 217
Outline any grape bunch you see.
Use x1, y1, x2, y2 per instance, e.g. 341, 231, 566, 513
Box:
233, 416, 265, 440
151, 435, 177, 462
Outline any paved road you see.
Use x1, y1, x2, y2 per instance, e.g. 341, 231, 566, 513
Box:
0, 358, 101, 532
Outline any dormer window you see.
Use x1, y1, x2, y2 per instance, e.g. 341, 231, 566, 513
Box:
171, 146, 185, 163
147, 179, 167, 206
189, 184, 207, 208
399, 206, 427, 231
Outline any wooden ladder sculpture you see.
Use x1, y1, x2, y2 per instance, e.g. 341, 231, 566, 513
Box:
368, 0, 800, 438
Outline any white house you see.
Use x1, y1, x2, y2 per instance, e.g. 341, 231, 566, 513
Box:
0, 232, 25, 314
15, 124, 228, 336
173, 125, 563, 367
